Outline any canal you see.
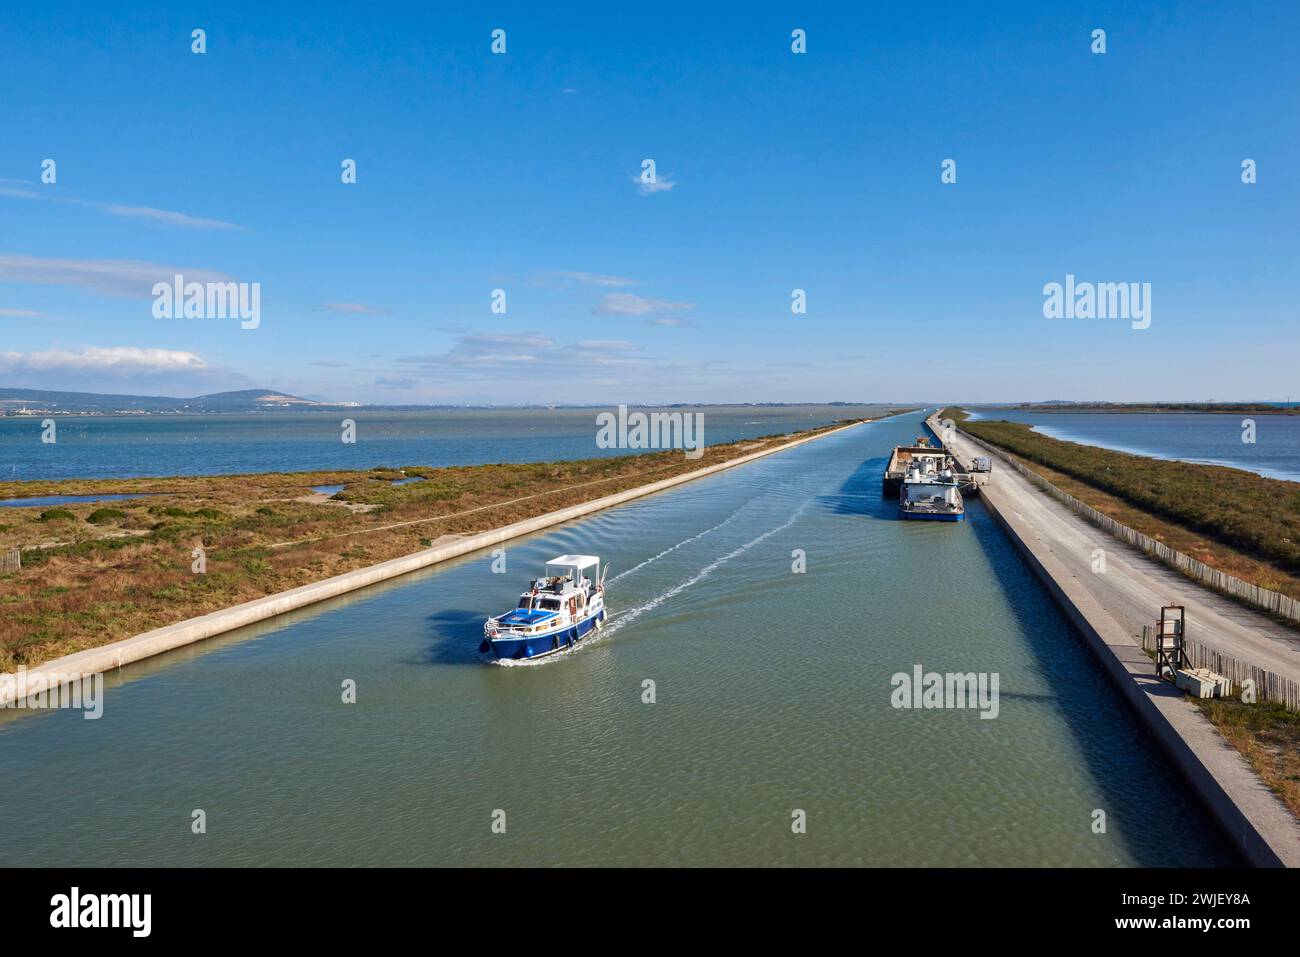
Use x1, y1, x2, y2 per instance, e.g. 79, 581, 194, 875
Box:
0, 411, 1236, 865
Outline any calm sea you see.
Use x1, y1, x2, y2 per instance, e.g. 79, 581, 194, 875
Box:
966, 410, 1300, 482
0, 405, 888, 482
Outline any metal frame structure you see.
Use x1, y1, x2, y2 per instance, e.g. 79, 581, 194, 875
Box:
1155, 604, 1189, 679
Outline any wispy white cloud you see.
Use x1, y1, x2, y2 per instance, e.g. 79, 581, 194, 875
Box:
0, 307, 47, 318
593, 293, 695, 316
533, 270, 640, 289
0, 254, 236, 298
395, 332, 557, 372
384, 329, 699, 396
100, 204, 241, 230
0, 186, 241, 230
576, 339, 641, 351
0, 346, 207, 375
466, 332, 554, 350
649, 316, 695, 327
323, 301, 390, 315
633, 173, 677, 195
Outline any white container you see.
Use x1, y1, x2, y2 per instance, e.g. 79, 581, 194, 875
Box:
1176, 668, 1226, 698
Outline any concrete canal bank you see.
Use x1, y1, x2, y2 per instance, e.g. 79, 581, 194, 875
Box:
0, 420, 864, 708
926, 414, 1300, 867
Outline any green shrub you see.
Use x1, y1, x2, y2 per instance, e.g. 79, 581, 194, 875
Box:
87, 507, 126, 524
38, 508, 76, 522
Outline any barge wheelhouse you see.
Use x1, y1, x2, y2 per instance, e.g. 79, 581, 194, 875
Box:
899, 461, 966, 522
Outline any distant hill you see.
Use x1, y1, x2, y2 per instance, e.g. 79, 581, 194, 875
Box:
0, 388, 343, 414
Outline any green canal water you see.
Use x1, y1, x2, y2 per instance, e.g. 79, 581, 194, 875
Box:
0, 412, 1237, 866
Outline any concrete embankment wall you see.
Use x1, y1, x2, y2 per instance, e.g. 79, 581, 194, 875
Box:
0, 421, 863, 706
926, 414, 1298, 868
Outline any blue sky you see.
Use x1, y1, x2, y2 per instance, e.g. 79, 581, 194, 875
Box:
1, 2, 1296, 404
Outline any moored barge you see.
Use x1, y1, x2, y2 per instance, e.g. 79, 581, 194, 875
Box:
899, 460, 966, 522
882, 442, 955, 498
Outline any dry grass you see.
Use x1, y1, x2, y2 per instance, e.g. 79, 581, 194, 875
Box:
1194, 697, 1300, 818
1020, 461, 1300, 601
0, 420, 865, 669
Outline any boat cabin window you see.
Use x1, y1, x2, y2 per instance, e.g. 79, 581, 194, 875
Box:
517, 596, 533, 610
538, 598, 561, 611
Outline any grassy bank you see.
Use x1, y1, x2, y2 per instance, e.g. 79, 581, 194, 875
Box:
994, 402, 1299, 415
0, 418, 872, 669
1194, 697, 1300, 818
940, 408, 1300, 600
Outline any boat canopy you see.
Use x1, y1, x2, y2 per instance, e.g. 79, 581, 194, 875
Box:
546, 554, 600, 571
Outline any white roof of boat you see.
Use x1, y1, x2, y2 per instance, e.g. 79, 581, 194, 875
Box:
546, 554, 600, 569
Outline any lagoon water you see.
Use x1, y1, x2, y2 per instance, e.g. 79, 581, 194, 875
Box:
0, 493, 150, 508
0, 405, 886, 483
0, 411, 1236, 866
967, 409, 1300, 483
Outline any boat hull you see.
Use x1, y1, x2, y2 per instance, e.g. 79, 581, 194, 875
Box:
899, 509, 965, 522
488, 608, 606, 660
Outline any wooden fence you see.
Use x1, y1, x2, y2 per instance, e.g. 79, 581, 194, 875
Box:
955, 429, 1300, 625
1141, 624, 1300, 711
0, 547, 20, 574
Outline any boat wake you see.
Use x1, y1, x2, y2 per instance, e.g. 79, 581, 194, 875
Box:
493, 643, 581, 667
601, 501, 809, 638
606, 505, 746, 585
492, 503, 807, 665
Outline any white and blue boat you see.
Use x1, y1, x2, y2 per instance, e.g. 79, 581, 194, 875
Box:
480, 555, 607, 661
899, 461, 966, 522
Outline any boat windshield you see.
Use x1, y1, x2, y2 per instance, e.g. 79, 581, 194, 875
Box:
537, 598, 561, 611
517, 596, 533, 610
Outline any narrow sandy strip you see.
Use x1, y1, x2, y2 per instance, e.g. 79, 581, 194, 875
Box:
927, 414, 1300, 867
0, 421, 863, 705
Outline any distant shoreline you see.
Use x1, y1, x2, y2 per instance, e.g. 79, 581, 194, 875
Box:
977, 403, 1298, 415
0, 389, 896, 417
